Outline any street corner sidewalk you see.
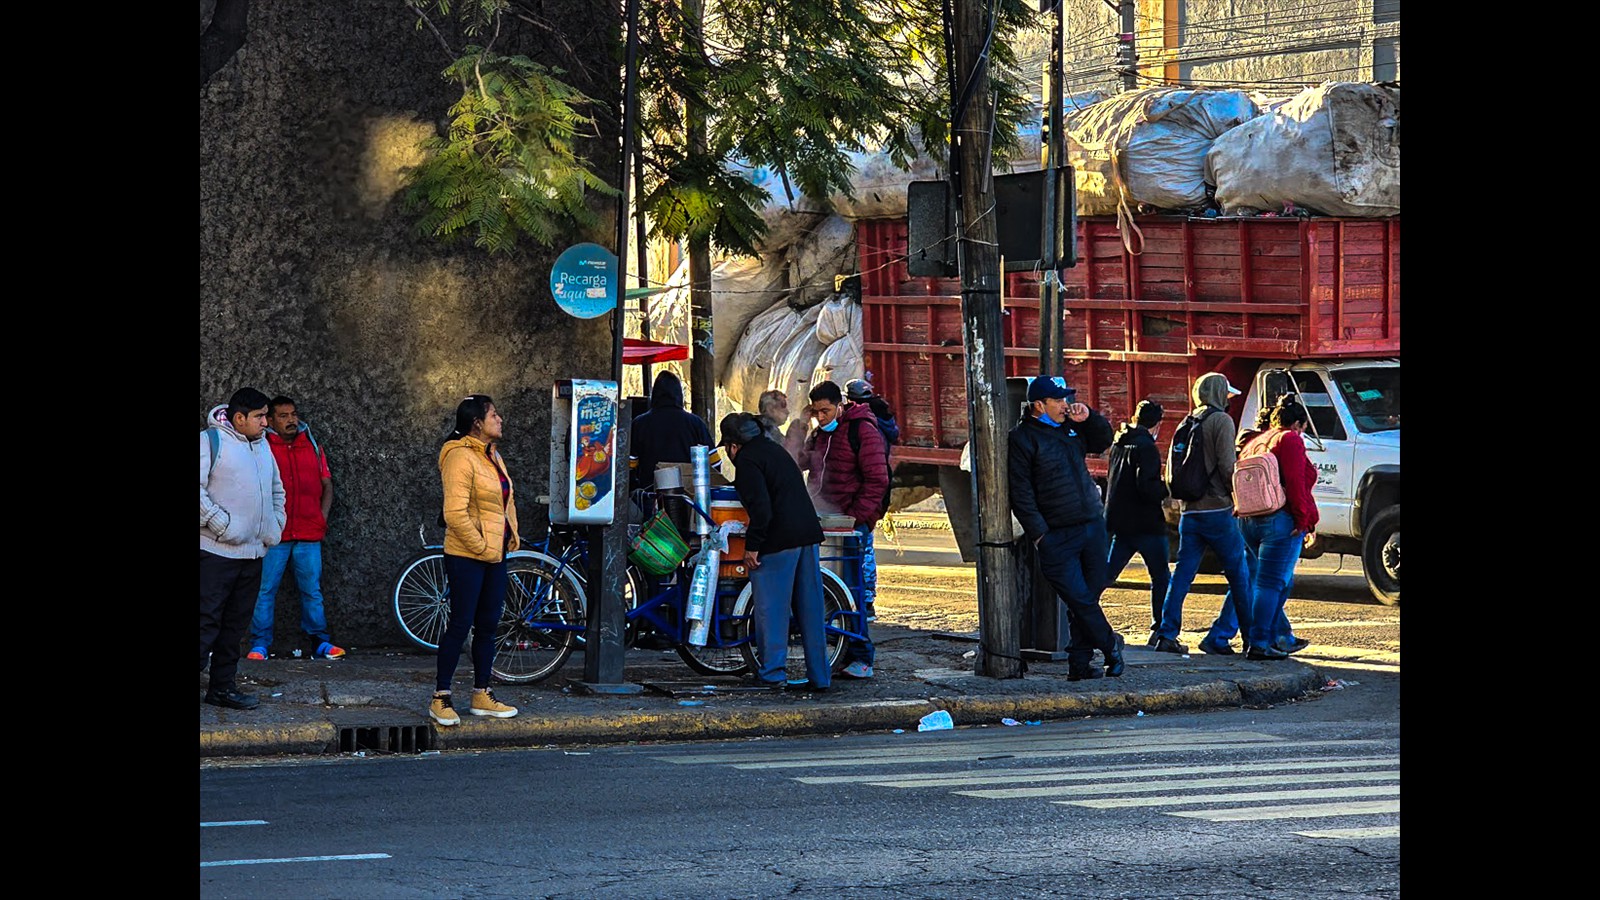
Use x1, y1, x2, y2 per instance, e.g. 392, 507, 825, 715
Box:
200, 627, 1327, 759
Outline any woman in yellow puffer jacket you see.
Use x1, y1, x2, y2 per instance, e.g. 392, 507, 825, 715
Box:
428, 394, 523, 727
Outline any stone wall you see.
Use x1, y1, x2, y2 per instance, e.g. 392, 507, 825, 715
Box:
201, 0, 617, 649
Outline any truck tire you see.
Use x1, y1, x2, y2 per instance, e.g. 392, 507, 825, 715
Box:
1362, 506, 1400, 606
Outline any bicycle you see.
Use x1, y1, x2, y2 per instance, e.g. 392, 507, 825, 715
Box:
390, 523, 586, 684
738, 526, 868, 683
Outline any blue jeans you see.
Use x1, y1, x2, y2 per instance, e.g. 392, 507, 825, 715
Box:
1106, 531, 1170, 632
1036, 518, 1116, 669
437, 555, 508, 692
1158, 508, 1254, 643
1237, 510, 1304, 651
250, 541, 331, 650
1207, 546, 1299, 650
748, 544, 832, 687
844, 525, 877, 665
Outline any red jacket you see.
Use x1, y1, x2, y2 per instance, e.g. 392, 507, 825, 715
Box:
267, 429, 331, 542
798, 402, 891, 528
1245, 428, 1319, 534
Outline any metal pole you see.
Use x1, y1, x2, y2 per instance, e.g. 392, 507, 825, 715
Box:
1117, 1, 1139, 91
636, 151, 653, 395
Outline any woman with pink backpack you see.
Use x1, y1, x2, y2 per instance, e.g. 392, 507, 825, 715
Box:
1233, 398, 1320, 657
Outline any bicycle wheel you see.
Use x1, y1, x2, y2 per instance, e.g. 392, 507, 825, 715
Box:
392, 551, 451, 651
491, 556, 582, 684
672, 576, 752, 675
738, 569, 853, 681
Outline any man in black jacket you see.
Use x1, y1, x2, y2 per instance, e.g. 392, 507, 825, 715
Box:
1104, 400, 1171, 644
718, 412, 831, 691
1008, 375, 1126, 680
630, 371, 714, 491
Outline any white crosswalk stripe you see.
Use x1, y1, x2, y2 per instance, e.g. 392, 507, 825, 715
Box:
656, 725, 1398, 841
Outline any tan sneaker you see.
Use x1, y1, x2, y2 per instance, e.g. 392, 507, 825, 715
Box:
428, 693, 460, 727
470, 688, 518, 718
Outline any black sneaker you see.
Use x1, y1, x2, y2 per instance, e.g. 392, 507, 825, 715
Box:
204, 688, 260, 710
1151, 637, 1188, 654
1104, 634, 1126, 678
1281, 637, 1311, 654
1067, 667, 1105, 682
1246, 645, 1289, 660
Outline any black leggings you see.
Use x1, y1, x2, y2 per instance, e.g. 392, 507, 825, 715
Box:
436, 555, 508, 692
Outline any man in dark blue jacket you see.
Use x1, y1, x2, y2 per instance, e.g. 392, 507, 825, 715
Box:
1008, 375, 1125, 680
718, 412, 832, 692
630, 371, 714, 491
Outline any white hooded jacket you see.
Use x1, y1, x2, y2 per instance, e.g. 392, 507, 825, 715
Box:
200, 404, 286, 559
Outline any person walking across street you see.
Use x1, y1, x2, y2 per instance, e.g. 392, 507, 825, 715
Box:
1104, 400, 1171, 637
1232, 398, 1320, 658
429, 394, 522, 726
248, 396, 345, 661
1008, 375, 1126, 681
797, 380, 888, 678
1153, 373, 1279, 657
200, 387, 286, 710
718, 412, 832, 692
629, 370, 714, 491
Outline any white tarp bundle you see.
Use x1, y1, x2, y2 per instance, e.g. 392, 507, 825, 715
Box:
810, 294, 864, 392
1206, 82, 1400, 217
1066, 88, 1260, 216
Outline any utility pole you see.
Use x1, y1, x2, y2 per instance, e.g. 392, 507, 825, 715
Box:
1039, 0, 1065, 374
636, 151, 653, 394
951, 0, 1024, 678
1116, 0, 1139, 91
684, 0, 715, 424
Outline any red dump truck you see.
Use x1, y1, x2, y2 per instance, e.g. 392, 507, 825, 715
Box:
860, 214, 1400, 605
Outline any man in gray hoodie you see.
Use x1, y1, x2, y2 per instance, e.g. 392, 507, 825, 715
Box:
1150, 373, 1284, 659
200, 387, 287, 709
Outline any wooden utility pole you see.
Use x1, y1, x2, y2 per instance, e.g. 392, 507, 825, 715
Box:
1039, 0, 1065, 374
684, 0, 715, 424
1116, 0, 1139, 91
952, 0, 1023, 678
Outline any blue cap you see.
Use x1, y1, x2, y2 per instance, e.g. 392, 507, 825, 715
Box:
1027, 375, 1075, 403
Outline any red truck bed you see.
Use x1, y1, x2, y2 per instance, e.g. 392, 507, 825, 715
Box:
860, 215, 1400, 473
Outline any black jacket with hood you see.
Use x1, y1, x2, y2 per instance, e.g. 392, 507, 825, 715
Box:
629, 371, 714, 490
1007, 407, 1114, 542
1104, 423, 1168, 535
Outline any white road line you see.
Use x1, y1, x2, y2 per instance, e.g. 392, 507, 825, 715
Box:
956, 769, 1397, 799
803, 756, 1399, 788
1294, 825, 1401, 839
199, 820, 268, 828
200, 853, 392, 868
1172, 800, 1401, 821
732, 738, 1385, 771
1058, 784, 1400, 809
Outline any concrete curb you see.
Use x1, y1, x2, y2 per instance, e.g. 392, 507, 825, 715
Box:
200, 669, 1325, 758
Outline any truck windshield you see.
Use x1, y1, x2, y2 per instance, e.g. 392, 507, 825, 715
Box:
1333, 368, 1401, 433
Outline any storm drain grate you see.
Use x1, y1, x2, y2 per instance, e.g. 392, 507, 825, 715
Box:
338, 725, 434, 754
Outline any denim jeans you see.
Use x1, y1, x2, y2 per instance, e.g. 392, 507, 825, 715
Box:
437, 555, 508, 692
1106, 531, 1170, 632
843, 526, 876, 666
1036, 517, 1116, 669
250, 540, 331, 650
1237, 510, 1303, 651
748, 544, 832, 687
1158, 508, 1253, 643
1206, 546, 1299, 650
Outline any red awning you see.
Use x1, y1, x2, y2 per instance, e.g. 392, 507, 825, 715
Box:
622, 337, 690, 365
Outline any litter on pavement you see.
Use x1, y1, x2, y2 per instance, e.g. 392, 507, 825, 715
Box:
918, 709, 954, 732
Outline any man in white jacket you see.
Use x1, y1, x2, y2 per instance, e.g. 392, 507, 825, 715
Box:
200, 387, 286, 710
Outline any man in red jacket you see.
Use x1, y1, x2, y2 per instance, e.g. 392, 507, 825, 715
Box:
797, 380, 888, 678
247, 396, 345, 660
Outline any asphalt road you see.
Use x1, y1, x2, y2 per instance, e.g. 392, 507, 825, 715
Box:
200, 669, 1399, 899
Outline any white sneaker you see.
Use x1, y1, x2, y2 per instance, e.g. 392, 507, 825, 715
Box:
841, 661, 874, 679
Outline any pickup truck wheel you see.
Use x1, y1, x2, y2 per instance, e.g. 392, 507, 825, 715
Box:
1362, 506, 1400, 606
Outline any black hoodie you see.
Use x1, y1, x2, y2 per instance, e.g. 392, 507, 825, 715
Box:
629, 371, 713, 490
1104, 423, 1169, 535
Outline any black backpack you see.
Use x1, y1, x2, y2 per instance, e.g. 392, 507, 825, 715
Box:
847, 417, 896, 518
1167, 409, 1214, 502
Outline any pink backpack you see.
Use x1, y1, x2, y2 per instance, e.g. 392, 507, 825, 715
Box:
1233, 433, 1287, 517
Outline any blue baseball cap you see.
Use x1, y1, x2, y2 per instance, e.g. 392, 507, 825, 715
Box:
1027, 375, 1075, 403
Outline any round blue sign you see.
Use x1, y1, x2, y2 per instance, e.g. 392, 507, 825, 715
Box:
549, 242, 618, 319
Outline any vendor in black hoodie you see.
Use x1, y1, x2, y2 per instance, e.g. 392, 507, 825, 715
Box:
630, 371, 714, 491
1103, 400, 1171, 640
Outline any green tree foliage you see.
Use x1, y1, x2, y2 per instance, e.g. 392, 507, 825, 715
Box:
403, 0, 1036, 256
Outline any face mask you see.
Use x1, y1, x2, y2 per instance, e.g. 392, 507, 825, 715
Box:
819, 418, 839, 433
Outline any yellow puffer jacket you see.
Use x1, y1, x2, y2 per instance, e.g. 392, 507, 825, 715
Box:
439, 436, 521, 562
